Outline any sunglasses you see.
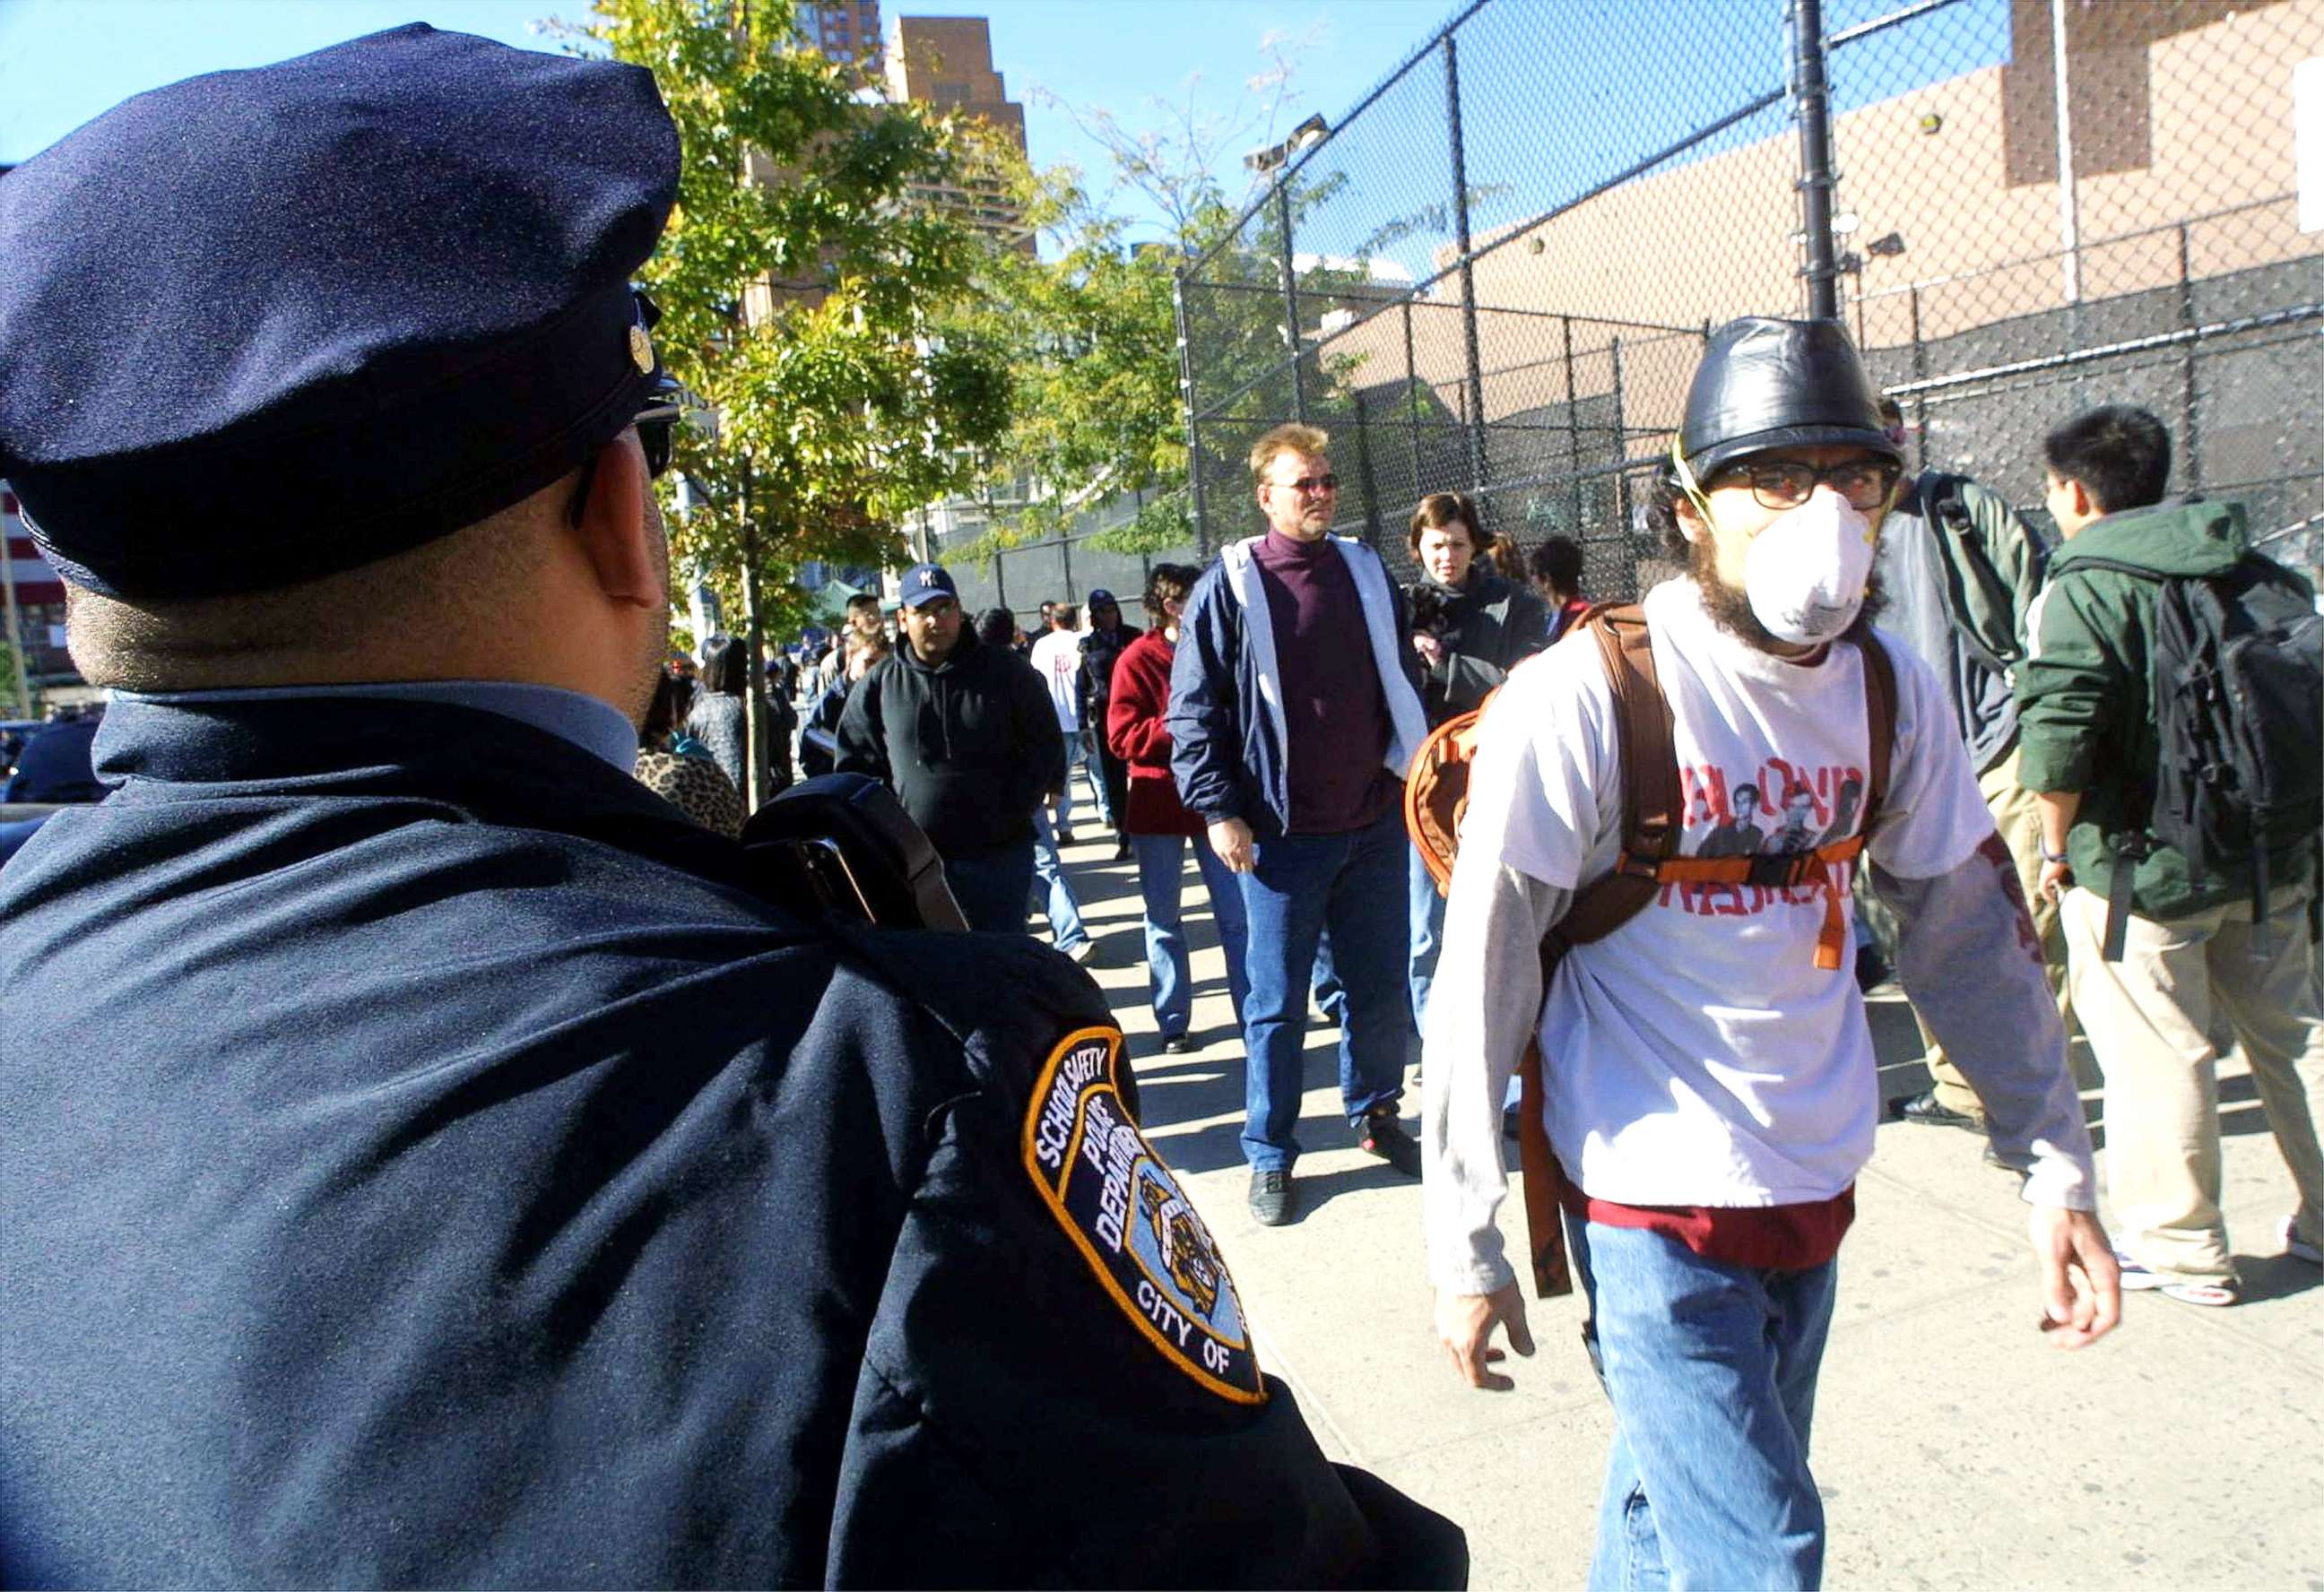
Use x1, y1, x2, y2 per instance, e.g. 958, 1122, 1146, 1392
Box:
1272, 473, 1339, 497
568, 290, 699, 523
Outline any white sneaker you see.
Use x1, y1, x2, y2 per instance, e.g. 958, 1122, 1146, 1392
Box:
2285, 1217, 2323, 1267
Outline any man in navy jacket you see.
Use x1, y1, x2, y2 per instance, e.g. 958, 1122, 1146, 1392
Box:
1169, 423, 1431, 1225
0, 31, 1462, 1588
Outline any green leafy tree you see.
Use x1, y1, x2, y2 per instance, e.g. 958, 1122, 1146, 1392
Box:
569, 0, 1014, 795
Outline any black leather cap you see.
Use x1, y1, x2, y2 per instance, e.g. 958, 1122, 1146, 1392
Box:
1678, 317, 1901, 480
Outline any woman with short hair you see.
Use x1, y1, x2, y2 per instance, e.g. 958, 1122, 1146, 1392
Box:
1403, 492, 1548, 1028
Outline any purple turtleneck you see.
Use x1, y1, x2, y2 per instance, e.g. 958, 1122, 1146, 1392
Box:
1251, 528, 1392, 834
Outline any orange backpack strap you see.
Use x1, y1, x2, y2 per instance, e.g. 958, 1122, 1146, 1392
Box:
1547, 604, 1675, 954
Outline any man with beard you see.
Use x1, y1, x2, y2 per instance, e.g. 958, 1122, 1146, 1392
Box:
0, 29, 1463, 1588
1424, 317, 2116, 1589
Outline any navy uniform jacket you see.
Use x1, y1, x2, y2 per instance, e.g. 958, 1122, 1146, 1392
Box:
0, 696, 1462, 1588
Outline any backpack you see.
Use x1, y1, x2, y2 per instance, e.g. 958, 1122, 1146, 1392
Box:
2066, 550, 2323, 958
1404, 603, 1896, 1298
1919, 472, 2035, 679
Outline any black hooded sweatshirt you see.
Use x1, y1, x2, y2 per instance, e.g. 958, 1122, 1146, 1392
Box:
834, 626, 1065, 856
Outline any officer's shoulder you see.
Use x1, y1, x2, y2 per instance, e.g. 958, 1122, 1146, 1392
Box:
825, 923, 1114, 1098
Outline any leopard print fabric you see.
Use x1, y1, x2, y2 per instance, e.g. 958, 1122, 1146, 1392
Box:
634, 749, 746, 838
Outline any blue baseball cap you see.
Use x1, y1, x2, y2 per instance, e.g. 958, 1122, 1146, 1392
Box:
897, 564, 958, 609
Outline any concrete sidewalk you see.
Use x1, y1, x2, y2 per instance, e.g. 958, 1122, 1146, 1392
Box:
1038, 825, 2324, 1591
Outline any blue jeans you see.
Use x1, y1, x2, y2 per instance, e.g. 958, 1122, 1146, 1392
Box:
1236, 804, 1411, 1171
1408, 844, 1445, 1029
1081, 730, 1116, 830
943, 841, 1036, 936
1052, 724, 1078, 833
1029, 808, 1088, 951
1572, 1218, 1837, 1592
1132, 833, 1250, 1040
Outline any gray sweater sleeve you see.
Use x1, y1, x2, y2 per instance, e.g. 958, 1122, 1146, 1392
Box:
1421, 859, 1572, 1296
1870, 848, 2096, 1209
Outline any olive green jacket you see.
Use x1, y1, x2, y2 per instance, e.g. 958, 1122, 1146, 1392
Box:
2016, 497, 2316, 920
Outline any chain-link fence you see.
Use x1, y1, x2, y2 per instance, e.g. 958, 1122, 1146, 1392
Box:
908, 487, 1201, 634
1179, 0, 2324, 593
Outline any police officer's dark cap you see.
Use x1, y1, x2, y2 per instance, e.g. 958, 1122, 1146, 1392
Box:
0, 24, 681, 601
1678, 317, 1901, 482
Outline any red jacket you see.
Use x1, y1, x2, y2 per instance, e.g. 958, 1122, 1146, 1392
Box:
1105, 629, 1203, 837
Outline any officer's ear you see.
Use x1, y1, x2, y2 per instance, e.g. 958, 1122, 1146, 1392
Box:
567, 431, 665, 613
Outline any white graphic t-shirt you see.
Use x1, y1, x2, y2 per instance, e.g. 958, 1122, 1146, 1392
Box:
1459, 577, 1992, 1207
1028, 628, 1081, 731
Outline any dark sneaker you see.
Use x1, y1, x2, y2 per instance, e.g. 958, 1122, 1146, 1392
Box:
1160, 1033, 1195, 1055
1054, 828, 1077, 847
1249, 1169, 1295, 1225
1358, 1106, 1421, 1177
1889, 1089, 1983, 1132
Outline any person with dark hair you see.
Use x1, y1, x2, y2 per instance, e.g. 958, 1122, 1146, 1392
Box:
2018, 403, 2324, 1307
1404, 490, 1548, 1032
816, 590, 885, 696
1867, 394, 2066, 1138
974, 605, 1017, 651
1079, 588, 1142, 861
1172, 422, 1431, 1225
635, 667, 745, 836
1109, 563, 1249, 1053
687, 633, 752, 800
1427, 317, 2115, 1589
1530, 534, 1591, 643
837, 563, 1068, 934
797, 627, 889, 779
0, 35, 1461, 1585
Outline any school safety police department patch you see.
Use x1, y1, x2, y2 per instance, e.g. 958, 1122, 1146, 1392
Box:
1023, 1025, 1266, 1404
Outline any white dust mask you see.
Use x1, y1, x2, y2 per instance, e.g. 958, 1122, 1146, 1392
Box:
1742, 489, 1876, 646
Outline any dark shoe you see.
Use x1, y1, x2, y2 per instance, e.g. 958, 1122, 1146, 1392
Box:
1113, 840, 1132, 861
1160, 1033, 1194, 1055
1054, 828, 1077, 847
1889, 1089, 1982, 1132
1357, 1105, 1421, 1177
1249, 1169, 1295, 1225
1982, 1142, 2032, 1178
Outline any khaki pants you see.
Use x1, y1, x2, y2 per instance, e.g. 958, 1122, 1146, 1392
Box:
1921, 747, 2069, 1119
2060, 883, 2324, 1285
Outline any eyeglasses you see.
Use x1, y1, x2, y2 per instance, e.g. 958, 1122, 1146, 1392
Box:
1709, 459, 1902, 512
1272, 473, 1338, 497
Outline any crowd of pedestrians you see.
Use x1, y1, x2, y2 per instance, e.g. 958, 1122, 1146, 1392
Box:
694, 316, 2320, 1590
4, 22, 2312, 1577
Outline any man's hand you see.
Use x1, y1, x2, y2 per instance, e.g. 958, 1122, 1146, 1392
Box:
2039, 858, 2072, 902
1412, 632, 1446, 668
1435, 1283, 1534, 1390
1207, 817, 1255, 874
2030, 1205, 2120, 1349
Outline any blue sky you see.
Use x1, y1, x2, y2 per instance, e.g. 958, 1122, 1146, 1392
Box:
0, 0, 1458, 238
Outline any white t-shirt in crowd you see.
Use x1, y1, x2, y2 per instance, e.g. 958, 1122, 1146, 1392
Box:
1028, 628, 1081, 731
1458, 577, 1992, 1207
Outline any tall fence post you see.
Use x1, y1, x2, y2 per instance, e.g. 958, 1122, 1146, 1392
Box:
1174, 269, 1210, 556
1609, 334, 1630, 539
1446, 32, 1488, 491
1791, 0, 1840, 321
1276, 182, 1307, 423
2177, 220, 2202, 493
1562, 316, 1583, 534
2051, 0, 2081, 312
1401, 298, 1424, 497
